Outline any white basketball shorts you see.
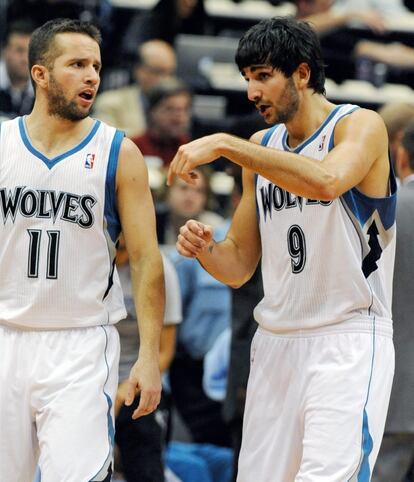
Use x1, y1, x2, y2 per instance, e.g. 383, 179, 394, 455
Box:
237, 318, 394, 482
0, 323, 120, 482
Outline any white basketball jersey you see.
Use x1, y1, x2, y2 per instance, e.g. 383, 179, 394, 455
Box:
254, 104, 397, 332
0, 117, 127, 329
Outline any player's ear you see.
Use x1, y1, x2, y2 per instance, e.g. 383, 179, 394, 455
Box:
295, 63, 311, 90
31, 64, 49, 90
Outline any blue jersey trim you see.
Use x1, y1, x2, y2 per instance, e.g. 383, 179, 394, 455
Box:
261, 124, 280, 146
347, 317, 376, 482
89, 327, 115, 482
104, 129, 124, 243
341, 139, 397, 231
341, 174, 397, 231
328, 106, 360, 152
18, 116, 101, 169
282, 104, 345, 153
255, 174, 260, 224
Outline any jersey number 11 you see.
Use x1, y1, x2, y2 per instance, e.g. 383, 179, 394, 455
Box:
27, 229, 60, 279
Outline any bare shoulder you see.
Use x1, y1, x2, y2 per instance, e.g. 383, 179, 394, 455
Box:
116, 137, 148, 186
250, 128, 271, 145
335, 108, 388, 140
347, 107, 385, 125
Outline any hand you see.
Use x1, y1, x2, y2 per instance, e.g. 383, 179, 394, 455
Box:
176, 219, 214, 258
124, 356, 161, 420
351, 10, 386, 34
115, 380, 130, 418
167, 133, 226, 186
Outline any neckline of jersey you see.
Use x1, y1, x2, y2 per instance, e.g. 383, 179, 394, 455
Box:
18, 116, 101, 169
282, 104, 345, 154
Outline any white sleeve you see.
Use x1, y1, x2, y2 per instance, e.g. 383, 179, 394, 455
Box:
162, 253, 182, 326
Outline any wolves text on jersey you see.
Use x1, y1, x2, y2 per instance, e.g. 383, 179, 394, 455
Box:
259, 182, 332, 221
0, 186, 97, 228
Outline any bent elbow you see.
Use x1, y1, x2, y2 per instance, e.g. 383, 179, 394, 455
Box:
228, 269, 255, 289
318, 173, 341, 201
229, 280, 244, 289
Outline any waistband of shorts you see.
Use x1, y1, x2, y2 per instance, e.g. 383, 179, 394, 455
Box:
257, 316, 393, 339
0, 321, 116, 334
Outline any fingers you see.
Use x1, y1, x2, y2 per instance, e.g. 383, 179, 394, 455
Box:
167, 144, 202, 186
176, 221, 214, 258
131, 389, 161, 420
360, 12, 386, 34
167, 145, 191, 186
124, 378, 138, 407
186, 219, 213, 239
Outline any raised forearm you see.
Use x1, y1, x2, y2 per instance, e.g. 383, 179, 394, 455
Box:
219, 134, 336, 200
196, 236, 258, 289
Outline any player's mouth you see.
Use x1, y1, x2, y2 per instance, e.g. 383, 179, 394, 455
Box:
257, 104, 272, 117
78, 89, 95, 106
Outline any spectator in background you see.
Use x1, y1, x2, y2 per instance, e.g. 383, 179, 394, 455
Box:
93, 39, 176, 138
0, 19, 34, 119
159, 169, 230, 448
335, 0, 409, 15
296, 0, 414, 83
6, 0, 84, 26
132, 78, 192, 169
295, 0, 386, 35
378, 102, 414, 166
157, 168, 224, 246
372, 122, 414, 482
168, 227, 232, 448
115, 235, 182, 482
122, 0, 210, 57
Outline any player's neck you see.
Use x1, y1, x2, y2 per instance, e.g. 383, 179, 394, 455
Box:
25, 102, 95, 158
285, 93, 335, 148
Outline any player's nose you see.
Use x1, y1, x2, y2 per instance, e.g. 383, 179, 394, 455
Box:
85, 66, 99, 85
247, 81, 261, 103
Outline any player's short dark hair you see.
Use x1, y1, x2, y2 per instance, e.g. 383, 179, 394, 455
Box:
28, 18, 101, 88
235, 16, 326, 95
401, 121, 414, 170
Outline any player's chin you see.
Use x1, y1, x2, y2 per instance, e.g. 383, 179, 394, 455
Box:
265, 111, 277, 125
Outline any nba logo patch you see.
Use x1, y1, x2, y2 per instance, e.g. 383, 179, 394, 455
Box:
318, 135, 326, 151
85, 153, 95, 169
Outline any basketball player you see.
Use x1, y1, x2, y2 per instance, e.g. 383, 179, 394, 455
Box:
167, 17, 396, 482
0, 19, 164, 482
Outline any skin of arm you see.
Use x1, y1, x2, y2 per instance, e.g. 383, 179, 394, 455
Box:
302, 10, 386, 35
176, 148, 262, 288
159, 324, 177, 373
116, 137, 165, 419
355, 40, 414, 68
115, 324, 176, 417
168, 108, 390, 201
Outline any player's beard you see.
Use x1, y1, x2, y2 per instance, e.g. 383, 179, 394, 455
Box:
47, 74, 91, 121
273, 77, 300, 125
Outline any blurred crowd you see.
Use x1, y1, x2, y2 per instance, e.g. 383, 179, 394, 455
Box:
1, 1, 414, 481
